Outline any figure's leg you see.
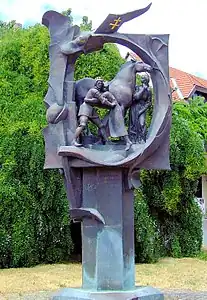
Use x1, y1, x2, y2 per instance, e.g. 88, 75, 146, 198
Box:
139, 112, 147, 142
92, 117, 108, 144
72, 116, 88, 146
115, 105, 132, 149
118, 106, 132, 150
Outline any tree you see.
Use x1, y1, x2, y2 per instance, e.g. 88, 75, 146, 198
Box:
134, 99, 207, 261
0, 20, 16, 29
0, 24, 73, 268
61, 8, 73, 23
75, 43, 125, 81
173, 97, 207, 148
80, 16, 92, 31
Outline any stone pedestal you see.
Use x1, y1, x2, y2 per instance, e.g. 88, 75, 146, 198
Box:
81, 168, 134, 291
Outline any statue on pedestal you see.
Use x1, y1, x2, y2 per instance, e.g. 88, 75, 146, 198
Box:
42, 3, 171, 299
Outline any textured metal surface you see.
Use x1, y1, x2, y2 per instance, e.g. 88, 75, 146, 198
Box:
57, 32, 171, 173
42, 10, 171, 174
81, 168, 134, 291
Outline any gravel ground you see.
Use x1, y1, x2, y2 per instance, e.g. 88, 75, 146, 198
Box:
162, 289, 207, 299
1, 290, 207, 300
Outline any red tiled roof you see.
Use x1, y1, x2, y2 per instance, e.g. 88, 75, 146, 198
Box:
170, 67, 207, 100
127, 51, 207, 101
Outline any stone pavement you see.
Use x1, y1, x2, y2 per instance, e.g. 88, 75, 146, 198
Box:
1, 290, 207, 300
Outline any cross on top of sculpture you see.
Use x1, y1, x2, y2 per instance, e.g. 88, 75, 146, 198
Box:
42, 3, 171, 299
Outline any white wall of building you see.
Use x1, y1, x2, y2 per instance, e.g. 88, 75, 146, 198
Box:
202, 175, 207, 216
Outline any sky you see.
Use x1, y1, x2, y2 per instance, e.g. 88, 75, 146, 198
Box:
0, 0, 206, 79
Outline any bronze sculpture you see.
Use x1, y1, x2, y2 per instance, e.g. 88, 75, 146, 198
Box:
72, 79, 116, 147
74, 60, 152, 149
42, 3, 171, 299
129, 74, 152, 143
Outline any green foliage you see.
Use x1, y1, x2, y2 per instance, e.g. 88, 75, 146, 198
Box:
134, 101, 206, 260
0, 20, 16, 28
177, 198, 202, 256
134, 190, 162, 263
173, 97, 207, 144
80, 16, 92, 31
61, 8, 73, 23
171, 101, 206, 178
75, 43, 125, 81
0, 24, 72, 268
170, 236, 182, 258
198, 249, 207, 261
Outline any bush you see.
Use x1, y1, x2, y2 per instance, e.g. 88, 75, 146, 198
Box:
134, 189, 162, 263
0, 25, 73, 268
134, 103, 206, 261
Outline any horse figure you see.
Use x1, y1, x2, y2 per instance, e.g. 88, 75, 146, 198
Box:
75, 60, 152, 117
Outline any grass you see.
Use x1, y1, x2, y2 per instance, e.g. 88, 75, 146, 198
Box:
1, 257, 207, 296
197, 249, 207, 261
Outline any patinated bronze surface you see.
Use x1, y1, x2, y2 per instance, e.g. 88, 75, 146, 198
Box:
72, 78, 119, 147
129, 74, 152, 143
42, 3, 170, 299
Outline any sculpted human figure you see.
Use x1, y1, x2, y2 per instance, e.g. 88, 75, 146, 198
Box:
73, 79, 133, 150
129, 74, 152, 143
72, 79, 117, 146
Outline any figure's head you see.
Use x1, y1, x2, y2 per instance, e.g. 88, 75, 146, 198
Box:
95, 78, 104, 90
141, 74, 150, 85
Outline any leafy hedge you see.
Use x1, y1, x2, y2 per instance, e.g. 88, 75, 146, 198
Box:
134, 100, 206, 262
0, 25, 74, 268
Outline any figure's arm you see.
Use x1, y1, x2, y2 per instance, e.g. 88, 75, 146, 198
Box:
133, 86, 145, 101
85, 90, 115, 108
101, 97, 116, 108
138, 90, 152, 116
84, 89, 101, 105
84, 98, 100, 105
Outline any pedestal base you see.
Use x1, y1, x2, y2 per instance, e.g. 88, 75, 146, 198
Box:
52, 287, 164, 300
